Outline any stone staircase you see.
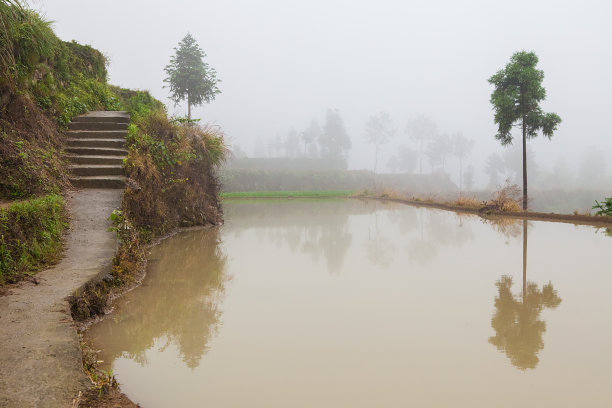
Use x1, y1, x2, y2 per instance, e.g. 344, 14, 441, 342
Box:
66, 111, 129, 189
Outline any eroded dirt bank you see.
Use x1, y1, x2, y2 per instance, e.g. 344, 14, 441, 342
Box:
0, 189, 121, 407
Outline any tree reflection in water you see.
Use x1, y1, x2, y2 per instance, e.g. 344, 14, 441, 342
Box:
226, 200, 357, 273
489, 220, 562, 370
88, 227, 228, 370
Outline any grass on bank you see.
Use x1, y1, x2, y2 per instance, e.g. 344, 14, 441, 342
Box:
221, 190, 355, 199
0, 194, 66, 283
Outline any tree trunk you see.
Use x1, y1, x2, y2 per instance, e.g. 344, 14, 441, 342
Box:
419, 140, 423, 175
373, 144, 379, 174
373, 144, 379, 191
459, 156, 463, 194
187, 92, 191, 121
522, 117, 528, 210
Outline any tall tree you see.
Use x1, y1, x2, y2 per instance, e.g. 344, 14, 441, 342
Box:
300, 119, 321, 158
489, 51, 561, 210
164, 33, 220, 120
319, 109, 351, 169
364, 111, 395, 173
463, 165, 475, 191
485, 153, 505, 189
406, 115, 437, 175
391, 145, 418, 174
452, 133, 474, 192
426, 133, 452, 172
283, 128, 301, 158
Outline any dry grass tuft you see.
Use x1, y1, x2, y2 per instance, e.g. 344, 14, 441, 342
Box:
452, 195, 482, 209
379, 189, 404, 199
487, 180, 522, 212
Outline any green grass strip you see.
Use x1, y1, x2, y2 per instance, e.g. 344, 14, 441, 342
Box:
221, 190, 355, 199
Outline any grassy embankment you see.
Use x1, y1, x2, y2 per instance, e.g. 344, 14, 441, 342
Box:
0, 1, 122, 283
0, 195, 65, 283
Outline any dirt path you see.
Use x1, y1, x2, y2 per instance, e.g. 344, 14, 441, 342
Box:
0, 189, 122, 408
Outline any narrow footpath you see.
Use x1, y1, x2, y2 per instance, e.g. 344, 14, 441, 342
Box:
0, 112, 128, 407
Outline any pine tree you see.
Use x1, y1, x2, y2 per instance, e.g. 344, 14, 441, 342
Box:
164, 33, 220, 120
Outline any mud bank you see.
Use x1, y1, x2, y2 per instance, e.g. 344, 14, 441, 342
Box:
377, 197, 612, 228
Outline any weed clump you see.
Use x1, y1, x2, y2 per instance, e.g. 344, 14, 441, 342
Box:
485, 180, 522, 212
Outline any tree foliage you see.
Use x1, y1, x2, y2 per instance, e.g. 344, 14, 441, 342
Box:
164, 33, 220, 119
489, 51, 561, 145
319, 109, 351, 169
489, 51, 561, 209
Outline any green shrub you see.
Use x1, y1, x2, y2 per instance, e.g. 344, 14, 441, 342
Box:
593, 197, 612, 216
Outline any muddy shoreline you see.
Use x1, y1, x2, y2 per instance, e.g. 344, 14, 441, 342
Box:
373, 197, 612, 228
76, 225, 216, 407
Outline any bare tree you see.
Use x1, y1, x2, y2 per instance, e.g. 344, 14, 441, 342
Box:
452, 133, 474, 192
406, 115, 437, 175
364, 111, 395, 173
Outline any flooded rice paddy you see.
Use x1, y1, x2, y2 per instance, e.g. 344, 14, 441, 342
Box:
87, 199, 612, 407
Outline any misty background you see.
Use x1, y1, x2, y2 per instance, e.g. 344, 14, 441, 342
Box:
34, 0, 612, 190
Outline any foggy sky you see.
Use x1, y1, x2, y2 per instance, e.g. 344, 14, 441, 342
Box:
35, 0, 612, 187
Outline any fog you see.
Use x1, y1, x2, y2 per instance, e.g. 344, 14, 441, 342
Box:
35, 0, 612, 189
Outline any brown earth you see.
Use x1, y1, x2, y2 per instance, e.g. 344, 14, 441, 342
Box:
0, 189, 122, 407
378, 197, 612, 228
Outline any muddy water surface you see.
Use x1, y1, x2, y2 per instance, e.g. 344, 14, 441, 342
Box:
87, 199, 612, 407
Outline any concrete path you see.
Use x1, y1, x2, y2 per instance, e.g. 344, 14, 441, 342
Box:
0, 189, 122, 407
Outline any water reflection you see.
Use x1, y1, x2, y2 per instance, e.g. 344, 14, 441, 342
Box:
597, 227, 612, 237
366, 207, 396, 268
406, 209, 475, 265
225, 200, 357, 273
489, 220, 562, 370
482, 216, 523, 242
87, 228, 228, 370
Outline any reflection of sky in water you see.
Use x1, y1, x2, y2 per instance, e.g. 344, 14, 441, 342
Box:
87, 199, 612, 408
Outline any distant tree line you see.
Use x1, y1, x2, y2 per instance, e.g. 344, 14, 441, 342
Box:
241, 108, 351, 170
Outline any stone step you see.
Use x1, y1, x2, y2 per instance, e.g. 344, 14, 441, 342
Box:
66, 155, 125, 165
66, 130, 128, 139
70, 176, 126, 189
70, 164, 124, 177
67, 138, 125, 149
69, 122, 129, 131
72, 111, 129, 122
65, 146, 128, 156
